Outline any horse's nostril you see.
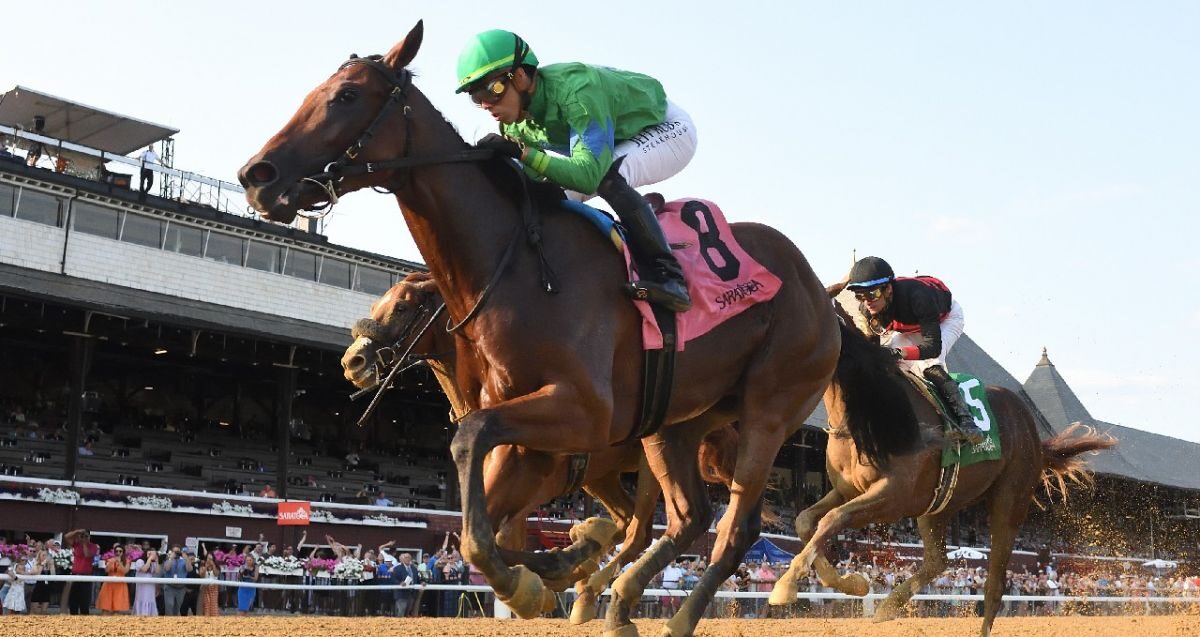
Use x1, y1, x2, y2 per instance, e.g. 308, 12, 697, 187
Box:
345, 355, 366, 372
244, 161, 279, 187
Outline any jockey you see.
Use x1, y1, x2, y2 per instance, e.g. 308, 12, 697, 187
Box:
844, 256, 986, 445
455, 29, 695, 312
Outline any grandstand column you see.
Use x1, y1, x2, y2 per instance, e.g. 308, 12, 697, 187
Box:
275, 365, 297, 500
63, 335, 95, 481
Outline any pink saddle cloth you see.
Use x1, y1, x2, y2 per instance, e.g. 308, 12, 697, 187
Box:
630, 197, 782, 350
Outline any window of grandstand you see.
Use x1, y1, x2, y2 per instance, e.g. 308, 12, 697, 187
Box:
283, 247, 318, 281
319, 256, 352, 288
120, 212, 165, 248
353, 265, 392, 295
163, 221, 205, 257
204, 231, 245, 265
72, 200, 122, 239
246, 240, 283, 273
0, 182, 15, 216
14, 188, 63, 226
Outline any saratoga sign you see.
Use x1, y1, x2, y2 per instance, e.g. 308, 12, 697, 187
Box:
277, 501, 312, 525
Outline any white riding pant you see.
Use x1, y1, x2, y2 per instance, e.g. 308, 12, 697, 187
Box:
881, 300, 965, 375
566, 100, 698, 202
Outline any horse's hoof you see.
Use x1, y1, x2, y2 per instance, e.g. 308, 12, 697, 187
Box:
842, 573, 870, 597
662, 613, 694, 637
872, 603, 901, 623
602, 624, 640, 637
496, 565, 550, 619
570, 516, 619, 546
767, 579, 798, 606
569, 598, 597, 624
541, 586, 558, 614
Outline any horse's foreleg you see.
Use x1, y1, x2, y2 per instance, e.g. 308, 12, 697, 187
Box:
664, 426, 784, 637
874, 514, 949, 622
452, 388, 610, 620
566, 473, 635, 625
769, 488, 847, 605
576, 455, 661, 625
604, 427, 712, 637
791, 479, 902, 596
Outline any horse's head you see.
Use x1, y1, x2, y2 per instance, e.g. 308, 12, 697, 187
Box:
238, 21, 426, 224
341, 271, 445, 388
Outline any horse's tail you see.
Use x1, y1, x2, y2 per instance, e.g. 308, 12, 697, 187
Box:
696, 424, 781, 528
1039, 423, 1116, 503
832, 321, 921, 469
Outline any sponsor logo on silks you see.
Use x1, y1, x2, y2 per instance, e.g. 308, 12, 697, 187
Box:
277, 501, 312, 525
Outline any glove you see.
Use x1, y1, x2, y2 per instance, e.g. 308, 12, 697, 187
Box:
889, 348, 905, 360
476, 133, 522, 159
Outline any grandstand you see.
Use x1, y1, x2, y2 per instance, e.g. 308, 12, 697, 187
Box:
0, 86, 1197, 574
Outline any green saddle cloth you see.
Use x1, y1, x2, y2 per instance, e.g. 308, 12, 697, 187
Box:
929, 372, 1003, 467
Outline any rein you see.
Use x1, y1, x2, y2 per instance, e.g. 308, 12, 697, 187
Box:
351, 301, 447, 427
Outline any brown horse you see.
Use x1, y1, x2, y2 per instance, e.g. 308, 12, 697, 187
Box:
240, 22, 839, 637
767, 298, 1116, 637
341, 271, 741, 624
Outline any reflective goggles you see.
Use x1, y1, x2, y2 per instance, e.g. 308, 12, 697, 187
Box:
853, 287, 887, 302
469, 74, 512, 105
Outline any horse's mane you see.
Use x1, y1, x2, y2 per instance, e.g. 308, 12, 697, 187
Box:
830, 299, 922, 469
409, 79, 568, 212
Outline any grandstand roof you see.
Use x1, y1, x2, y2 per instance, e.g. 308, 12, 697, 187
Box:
0, 85, 178, 155
1024, 349, 1200, 492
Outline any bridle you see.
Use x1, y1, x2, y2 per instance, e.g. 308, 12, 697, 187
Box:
297, 54, 495, 217
296, 51, 558, 393
350, 296, 448, 426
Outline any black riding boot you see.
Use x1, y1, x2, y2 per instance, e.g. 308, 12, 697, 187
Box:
923, 365, 986, 445
596, 165, 692, 313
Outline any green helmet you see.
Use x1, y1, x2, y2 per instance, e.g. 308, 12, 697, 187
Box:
455, 29, 538, 93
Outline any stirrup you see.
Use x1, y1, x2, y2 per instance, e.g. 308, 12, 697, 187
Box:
624, 281, 692, 313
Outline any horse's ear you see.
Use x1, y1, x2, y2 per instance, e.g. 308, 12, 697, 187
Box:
384, 20, 424, 70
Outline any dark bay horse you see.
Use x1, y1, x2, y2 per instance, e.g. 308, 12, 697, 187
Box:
240, 22, 840, 636
341, 271, 742, 623
767, 298, 1116, 637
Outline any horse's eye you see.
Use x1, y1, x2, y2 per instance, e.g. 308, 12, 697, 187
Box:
334, 88, 358, 104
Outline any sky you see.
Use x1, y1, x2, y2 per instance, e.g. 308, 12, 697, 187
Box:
2, 1, 1197, 442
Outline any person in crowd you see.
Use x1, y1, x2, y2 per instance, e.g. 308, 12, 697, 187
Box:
198, 554, 221, 616
258, 483, 276, 498
96, 544, 131, 614
64, 528, 99, 615
161, 544, 191, 615
138, 144, 161, 194
132, 548, 160, 616
180, 546, 200, 616
374, 490, 394, 507
28, 546, 54, 614
391, 551, 420, 617
236, 554, 259, 615
2, 545, 30, 614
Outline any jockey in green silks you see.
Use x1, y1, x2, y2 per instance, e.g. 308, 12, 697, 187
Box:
455, 29, 696, 313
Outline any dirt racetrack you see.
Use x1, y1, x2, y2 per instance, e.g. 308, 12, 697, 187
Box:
1, 616, 1197, 637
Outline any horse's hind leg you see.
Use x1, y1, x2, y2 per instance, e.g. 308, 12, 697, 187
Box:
981, 488, 1031, 637
874, 514, 949, 622
603, 425, 713, 637
662, 422, 791, 637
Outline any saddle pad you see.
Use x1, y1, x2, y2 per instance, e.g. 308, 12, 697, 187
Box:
558, 197, 782, 351
941, 373, 1003, 467
639, 198, 781, 350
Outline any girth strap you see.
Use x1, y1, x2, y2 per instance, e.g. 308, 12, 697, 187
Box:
561, 453, 591, 497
